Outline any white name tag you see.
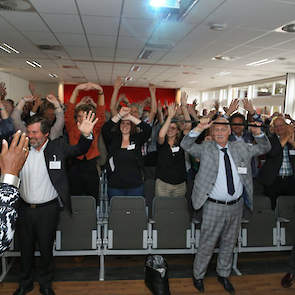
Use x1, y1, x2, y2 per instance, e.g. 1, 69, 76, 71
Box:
289, 150, 295, 156
49, 161, 61, 170
171, 146, 180, 153
127, 144, 135, 150
109, 156, 115, 172
238, 167, 247, 174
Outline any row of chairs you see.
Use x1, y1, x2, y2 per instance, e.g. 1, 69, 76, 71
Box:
1, 192, 295, 281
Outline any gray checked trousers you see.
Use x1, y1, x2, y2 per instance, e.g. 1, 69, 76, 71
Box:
193, 197, 243, 279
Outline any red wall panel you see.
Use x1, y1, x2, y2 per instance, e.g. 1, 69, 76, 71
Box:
64, 84, 176, 110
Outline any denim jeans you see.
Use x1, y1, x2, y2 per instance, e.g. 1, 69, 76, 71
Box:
108, 185, 144, 199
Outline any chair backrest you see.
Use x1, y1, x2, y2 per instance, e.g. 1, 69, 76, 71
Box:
57, 196, 97, 250
109, 196, 148, 249
245, 195, 276, 247
152, 197, 191, 249
277, 195, 295, 245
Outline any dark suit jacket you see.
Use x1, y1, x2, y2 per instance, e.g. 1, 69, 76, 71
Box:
258, 134, 295, 186
43, 135, 92, 212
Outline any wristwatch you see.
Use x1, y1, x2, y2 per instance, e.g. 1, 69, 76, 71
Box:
0, 174, 20, 189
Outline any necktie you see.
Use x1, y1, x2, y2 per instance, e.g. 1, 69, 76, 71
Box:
221, 148, 235, 195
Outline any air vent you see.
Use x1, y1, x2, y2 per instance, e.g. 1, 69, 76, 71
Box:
37, 44, 62, 51
62, 65, 78, 69
0, 0, 34, 11
161, 80, 176, 83
138, 49, 153, 60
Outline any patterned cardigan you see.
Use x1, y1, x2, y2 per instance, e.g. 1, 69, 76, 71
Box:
0, 183, 19, 254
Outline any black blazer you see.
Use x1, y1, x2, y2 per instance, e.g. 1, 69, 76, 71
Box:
258, 134, 295, 186
43, 135, 92, 212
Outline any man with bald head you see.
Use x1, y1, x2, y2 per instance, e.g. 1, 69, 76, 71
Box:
181, 117, 271, 294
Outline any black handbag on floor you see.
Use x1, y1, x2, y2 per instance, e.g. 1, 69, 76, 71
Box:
144, 255, 171, 295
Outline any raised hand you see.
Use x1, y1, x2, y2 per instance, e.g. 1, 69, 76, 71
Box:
149, 83, 156, 96
195, 117, 212, 132
242, 98, 255, 115
77, 111, 98, 137
114, 76, 123, 89
46, 94, 60, 107
249, 121, 262, 136
226, 99, 239, 116
118, 106, 131, 118
0, 82, 7, 100
75, 83, 92, 92
180, 92, 188, 107
22, 96, 36, 103
0, 130, 29, 176
167, 103, 177, 118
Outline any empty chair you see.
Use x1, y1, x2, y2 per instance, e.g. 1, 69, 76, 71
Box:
56, 196, 98, 251
151, 197, 192, 249
277, 195, 295, 246
242, 195, 277, 248
107, 196, 148, 249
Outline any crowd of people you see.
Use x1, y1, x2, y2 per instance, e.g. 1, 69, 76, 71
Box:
0, 79, 295, 294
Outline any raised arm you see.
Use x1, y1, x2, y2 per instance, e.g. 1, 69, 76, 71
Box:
147, 83, 157, 123
180, 91, 192, 134
110, 76, 123, 117
158, 103, 177, 145
46, 94, 64, 139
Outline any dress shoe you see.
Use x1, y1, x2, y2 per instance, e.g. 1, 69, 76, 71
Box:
40, 287, 55, 295
281, 272, 295, 288
217, 276, 235, 294
193, 277, 204, 293
13, 284, 34, 295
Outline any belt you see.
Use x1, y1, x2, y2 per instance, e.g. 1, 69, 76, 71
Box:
207, 196, 242, 205
20, 198, 58, 208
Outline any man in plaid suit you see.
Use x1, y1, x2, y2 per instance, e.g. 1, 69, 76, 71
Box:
181, 116, 271, 294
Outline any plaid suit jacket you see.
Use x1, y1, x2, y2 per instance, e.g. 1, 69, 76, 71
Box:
181, 132, 271, 211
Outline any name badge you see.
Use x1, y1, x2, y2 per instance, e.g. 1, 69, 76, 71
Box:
49, 155, 61, 169
238, 167, 247, 174
127, 144, 135, 150
289, 150, 295, 156
171, 146, 180, 153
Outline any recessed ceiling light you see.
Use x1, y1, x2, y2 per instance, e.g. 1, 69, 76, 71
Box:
125, 76, 133, 81
130, 65, 141, 72
209, 24, 226, 31
49, 73, 58, 78
32, 61, 42, 68
2, 43, 19, 54
212, 55, 234, 61
149, 0, 180, 9
0, 45, 11, 54
282, 23, 295, 33
26, 60, 36, 68
246, 59, 276, 66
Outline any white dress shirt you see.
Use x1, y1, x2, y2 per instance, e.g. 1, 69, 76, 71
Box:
209, 144, 243, 202
20, 140, 58, 204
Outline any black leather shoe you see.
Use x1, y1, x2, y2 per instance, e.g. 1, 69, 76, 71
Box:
13, 284, 34, 295
281, 273, 295, 288
40, 287, 55, 295
217, 276, 235, 294
193, 277, 204, 293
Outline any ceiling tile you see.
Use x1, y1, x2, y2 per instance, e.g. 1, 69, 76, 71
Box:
82, 15, 119, 35
30, 0, 77, 14
77, 0, 122, 17
88, 35, 117, 47
55, 33, 88, 47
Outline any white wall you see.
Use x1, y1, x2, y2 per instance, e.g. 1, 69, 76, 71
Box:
0, 71, 30, 102
30, 81, 58, 98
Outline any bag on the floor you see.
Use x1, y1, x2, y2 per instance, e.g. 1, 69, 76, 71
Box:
144, 254, 171, 295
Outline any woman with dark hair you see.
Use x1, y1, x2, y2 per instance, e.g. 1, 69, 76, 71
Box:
155, 98, 191, 197
102, 107, 151, 198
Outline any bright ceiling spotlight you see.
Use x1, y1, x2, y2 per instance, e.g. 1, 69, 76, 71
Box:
149, 0, 180, 9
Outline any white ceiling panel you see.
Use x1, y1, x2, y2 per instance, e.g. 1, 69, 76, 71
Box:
91, 47, 115, 59
82, 16, 119, 35
117, 36, 145, 50
116, 48, 141, 59
120, 18, 157, 38
41, 14, 84, 34
245, 32, 295, 48
0, 11, 49, 32
123, 0, 159, 19
77, 0, 122, 17
55, 33, 88, 47
30, 0, 77, 14
64, 46, 91, 59
273, 38, 295, 50
88, 35, 117, 48
23, 32, 59, 46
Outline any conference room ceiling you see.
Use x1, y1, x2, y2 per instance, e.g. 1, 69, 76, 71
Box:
0, 0, 295, 91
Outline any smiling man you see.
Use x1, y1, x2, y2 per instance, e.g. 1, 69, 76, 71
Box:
181, 116, 271, 294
